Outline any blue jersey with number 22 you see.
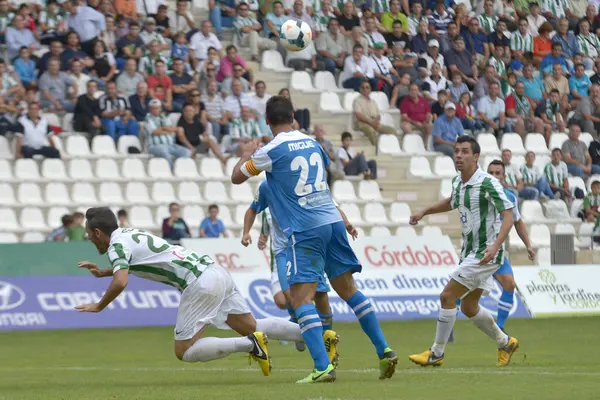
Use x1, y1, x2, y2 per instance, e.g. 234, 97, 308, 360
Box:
242, 130, 341, 235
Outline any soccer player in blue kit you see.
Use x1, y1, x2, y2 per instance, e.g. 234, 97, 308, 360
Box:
232, 96, 398, 383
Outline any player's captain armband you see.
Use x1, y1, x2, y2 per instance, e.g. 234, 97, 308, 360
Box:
111, 259, 130, 274
241, 160, 262, 178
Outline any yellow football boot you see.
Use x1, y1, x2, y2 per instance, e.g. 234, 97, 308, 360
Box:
323, 330, 339, 368
408, 349, 444, 367
497, 336, 519, 367
248, 332, 271, 376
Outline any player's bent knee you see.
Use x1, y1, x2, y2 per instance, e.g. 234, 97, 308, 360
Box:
274, 292, 287, 309
460, 301, 478, 318
226, 313, 257, 336
330, 272, 357, 301
439, 290, 458, 309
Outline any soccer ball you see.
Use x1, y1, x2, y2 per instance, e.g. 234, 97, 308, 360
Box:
280, 19, 312, 52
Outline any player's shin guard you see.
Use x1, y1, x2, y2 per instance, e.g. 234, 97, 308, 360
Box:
496, 290, 514, 329
286, 304, 298, 323
431, 307, 458, 357
318, 312, 333, 331
296, 303, 331, 371
347, 291, 388, 358
181, 337, 253, 362
256, 317, 303, 342
470, 307, 509, 348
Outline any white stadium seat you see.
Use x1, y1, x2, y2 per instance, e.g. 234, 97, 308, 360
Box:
218, 205, 235, 227
343, 92, 360, 111
339, 203, 364, 226
21, 232, 45, 243
99, 182, 125, 205
0, 183, 16, 206
433, 156, 456, 178
440, 178, 453, 198
0, 232, 19, 244
567, 176, 586, 197
530, 224, 551, 248
0, 159, 14, 181
520, 200, 547, 223
68, 159, 94, 181
17, 183, 43, 205
72, 183, 98, 205
20, 207, 47, 230
118, 136, 143, 154
52, 136, 65, 157
200, 157, 225, 179
261, 50, 293, 72
62, 113, 74, 132
511, 154, 526, 169
403, 134, 427, 154
370, 226, 391, 236
152, 182, 176, 204
358, 180, 383, 201
92, 135, 118, 157
0, 136, 14, 159
168, 113, 181, 126
234, 204, 247, 226
148, 158, 174, 180
319, 92, 346, 113
291, 71, 317, 92
480, 155, 495, 172
66, 135, 92, 158
408, 156, 435, 178
525, 133, 550, 155
570, 198, 583, 218
554, 223, 576, 237
332, 180, 357, 203
129, 206, 155, 230
578, 222, 594, 249
390, 202, 411, 224
421, 225, 443, 237
43, 113, 60, 128
377, 135, 403, 156
204, 181, 229, 203
509, 227, 525, 249
122, 158, 148, 181
225, 157, 240, 177
229, 182, 254, 202
364, 202, 389, 225
0, 208, 18, 231
395, 225, 417, 237
95, 158, 122, 181
154, 205, 169, 227
477, 133, 501, 155
183, 205, 205, 229
380, 113, 396, 130
125, 182, 152, 205
371, 91, 397, 114
15, 159, 40, 181
174, 158, 200, 180
45, 183, 71, 205
47, 207, 70, 227
548, 133, 568, 151
500, 133, 525, 155
580, 132, 594, 147
533, 155, 550, 171
543, 199, 572, 221
178, 182, 203, 204
41, 159, 69, 181
314, 71, 346, 92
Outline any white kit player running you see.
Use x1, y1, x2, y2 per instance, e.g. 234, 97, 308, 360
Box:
75, 207, 315, 376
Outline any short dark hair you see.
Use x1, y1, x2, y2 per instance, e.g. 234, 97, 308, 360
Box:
208, 204, 219, 211
352, 43, 364, 52
456, 135, 480, 155
226, 44, 237, 52
549, 88, 560, 95
392, 20, 403, 27
169, 202, 179, 209
255, 80, 266, 88
129, 21, 140, 28
117, 209, 128, 218
158, 4, 167, 10
85, 207, 118, 236
551, 148, 562, 155
552, 42, 562, 49
592, 181, 600, 186
154, 59, 165, 66
487, 159, 505, 172
73, 211, 84, 219
265, 96, 294, 126
437, 89, 448, 97
341, 131, 352, 141
61, 214, 75, 227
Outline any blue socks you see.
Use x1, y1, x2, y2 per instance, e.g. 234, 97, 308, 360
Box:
497, 290, 514, 329
295, 303, 330, 371
347, 291, 388, 358
286, 304, 297, 323
318, 311, 333, 331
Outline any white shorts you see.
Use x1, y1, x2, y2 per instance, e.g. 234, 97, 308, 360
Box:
450, 255, 499, 296
174, 265, 250, 340
270, 270, 282, 297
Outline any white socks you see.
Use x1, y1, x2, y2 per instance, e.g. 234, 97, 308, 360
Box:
431, 307, 457, 357
256, 317, 303, 342
470, 307, 509, 348
182, 337, 253, 362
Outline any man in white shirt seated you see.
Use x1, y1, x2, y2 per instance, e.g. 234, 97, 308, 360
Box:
14, 102, 60, 159
190, 20, 223, 63
69, 59, 90, 97
341, 44, 378, 91
336, 131, 377, 179
167, 0, 196, 35
368, 42, 399, 99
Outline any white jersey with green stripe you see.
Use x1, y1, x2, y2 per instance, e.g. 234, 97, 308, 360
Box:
108, 228, 214, 292
450, 169, 514, 263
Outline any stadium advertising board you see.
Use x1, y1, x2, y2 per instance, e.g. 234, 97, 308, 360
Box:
514, 265, 600, 317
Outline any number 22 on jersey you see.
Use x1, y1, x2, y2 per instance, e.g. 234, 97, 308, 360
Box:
291, 152, 327, 196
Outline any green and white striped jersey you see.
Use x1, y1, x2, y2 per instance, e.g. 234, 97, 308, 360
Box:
108, 228, 214, 291
520, 164, 540, 185
541, 0, 567, 19
144, 113, 175, 146
488, 56, 506, 77
0, 12, 15, 32
39, 10, 65, 30
504, 164, 522, 188
577, 34, 600, 58
312, 10, 334, 32
230, 118, 263, 139
583, 193, 600, 210
450, 169, 514, 263
510, 31, 533, 52
478, 14, 498, 34
371, 0, 390, 13
139, 55, 171, 76
233, 16, 259, 41
543, 161, 567, 187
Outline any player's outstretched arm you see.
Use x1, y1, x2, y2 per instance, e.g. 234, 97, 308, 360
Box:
78, 261, 113, 278
231, 141, 260, 184
480, 209, 514, 265
241, 208, 257, 247
514, 219, 536, 261
75, 269, 129, 313
409, 197, 452, 225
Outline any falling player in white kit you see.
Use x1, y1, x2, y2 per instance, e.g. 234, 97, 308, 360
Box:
75, 207, 314, 377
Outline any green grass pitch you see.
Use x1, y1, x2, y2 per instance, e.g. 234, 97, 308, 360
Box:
1, 317, 599, 400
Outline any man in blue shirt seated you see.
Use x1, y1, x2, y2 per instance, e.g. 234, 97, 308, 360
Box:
568, 63, 592, 108
432, 102, 463, 159
519, 63, 545, 104
199, 204, 229, 238
540, 42, 569, 77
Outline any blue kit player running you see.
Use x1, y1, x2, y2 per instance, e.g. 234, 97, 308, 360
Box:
232, 96, 397, 383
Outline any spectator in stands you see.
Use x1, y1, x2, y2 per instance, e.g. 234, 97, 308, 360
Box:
250, 80, 272, 135
197, 53, 219, 92
46, 214, 74, 242
461, 13, 489, 69
279, 88, 309, 132
477, 0, 498, 34
540, 0, 575, 31
139, 40, 171, 78
362, 16, 385, 50
407, 2, 428, 37
209, 0, 235, 38
14, 102, 60, 159
533, 21, 553, 67
544, 64, 570, 113
264, 1, 287, 38
117, 209, 129, 228
233, 2, 276, 62
153, 4, 171, 35
341, 44, 376, 91
551, 19, 578, 71
68, 212, 86, 241
570, 84, 600, 138
487, 45, 507, 82
418, 39, 445, 77
381, 0, 408, 33
519, 63, 545, 104
147, 59, 173, 111
39, 40, 64, 75
6, 15, 38, 60
477, 81, 509, 136
313, 124, 339, 183
535, 89, 566, 134
527, 2, 547, 36
312, 0, 335, 33
569, 63, 592, 109
172, 32, 192, 69
286, 35, 323, 72
61, 31, 94, 72
316, 19, 347, 75
577, 19, 600, 71
225, 105, 268, 153
74, 80, 102, 137
502, 148, 524, 197
562, 123, 600, 178
544, 148, 571, 200
410, 20, 432, 55
202, 80, 226, 141
100, 81, 138, 140
583, 181, 600, 222
369, 43, 398, 99
352, 81, 396, 145
145, 99, 191, 168
217, 45, 254, 85
116, 58, 145, 98
223, 78, 252, 129
130, 81, 152, 122
432, 102, 463, 159
346, 25, 370, 55
519, 151, 556, 199
89, 41, 116, 89
140, 17, 170, 54
474, 65, 499, 105
511, 18, 534, 64
39, 58, 77, 112
170, 58, 195, 112
336, 131, 378, 179
177, 104, 228, 163
400, 83, 433, 145
190, 20, 222, 63
39, 0, 66, 45
385, 20, 410, 51
14, 47, 36, 89
162, 202, 191, 242
446, 36, 477, 88
0, 95, 19, 136
487, 21, 510, 55
456, 92, 484, 131
168, 0, 196, 35
63, 0, 106, 56
506, 81, 548, 140
69, 60, 90, 97
338, 2, 360, 36
199, 204, 228, 238
578, 4, 600, 36
99, 15, 116, 52
115, 21, 144, 70
422, 62, 448, 103
221, 63, 250, 96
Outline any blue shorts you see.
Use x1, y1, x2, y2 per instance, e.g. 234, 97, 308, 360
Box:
286, 221, 362, 286
495, 257, 513, 275
275, 251, 329, 293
